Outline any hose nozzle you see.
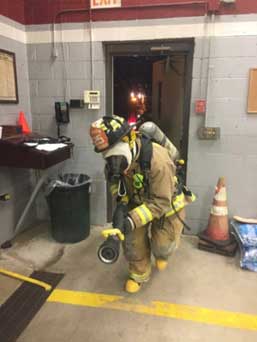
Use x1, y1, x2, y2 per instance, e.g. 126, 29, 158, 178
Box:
98, 229, 124, 264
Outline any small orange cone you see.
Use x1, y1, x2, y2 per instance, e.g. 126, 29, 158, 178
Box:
198, 177, 238, 256
18, 111, 31, 134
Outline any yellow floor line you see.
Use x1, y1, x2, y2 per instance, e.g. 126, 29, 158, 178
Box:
48, 289, 257, 331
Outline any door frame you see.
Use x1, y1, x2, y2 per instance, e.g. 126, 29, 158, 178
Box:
105, 38, 194, 220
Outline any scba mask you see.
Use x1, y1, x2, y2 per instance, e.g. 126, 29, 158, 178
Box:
102, 141, 132, 181
105, 155, 128, 181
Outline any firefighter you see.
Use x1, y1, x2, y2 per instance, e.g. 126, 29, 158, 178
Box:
89, 115, 192, 293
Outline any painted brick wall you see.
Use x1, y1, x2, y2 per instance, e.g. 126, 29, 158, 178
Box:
25, 16, 257, 233
2, 11, 257, 234
186, 35, 257, 233
0, 16, 35, 244
27, 39, 107, 224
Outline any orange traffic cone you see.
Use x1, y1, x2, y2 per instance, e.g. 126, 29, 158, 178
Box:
18, 111, 31, 134
198, 177, 238, 256
203, 177, 229, 241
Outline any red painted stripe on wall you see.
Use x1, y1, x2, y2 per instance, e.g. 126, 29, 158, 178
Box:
0, 0, 25, 24
1, 0, 257, 26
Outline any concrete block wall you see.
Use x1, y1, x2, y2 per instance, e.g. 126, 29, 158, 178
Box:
187, 35, 257, 233
27, 38, 107, 224
26, 16, 257, 232
1, 14, 256, 235
0, 16, 35, 244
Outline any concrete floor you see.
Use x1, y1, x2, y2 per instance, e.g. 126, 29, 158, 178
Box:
1, 223, 257, 342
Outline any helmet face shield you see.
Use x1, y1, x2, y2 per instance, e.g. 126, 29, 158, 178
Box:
105, 155, 128, 181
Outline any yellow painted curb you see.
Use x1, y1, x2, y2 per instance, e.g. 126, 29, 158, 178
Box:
0, 268, 52, 291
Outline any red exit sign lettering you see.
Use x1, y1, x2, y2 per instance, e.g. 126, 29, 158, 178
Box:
91, 0, 121, 9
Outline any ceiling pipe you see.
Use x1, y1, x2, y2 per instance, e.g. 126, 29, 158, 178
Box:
52, 3, 94, 88
52, 0, 220, 26
51, 0, 220, 90
96, 1, 221, 14
89, 1, 94, 89
204, 12, 216, 127
52, 8, 89, 57
51, 1, 220, 53
122, 1, 209, 11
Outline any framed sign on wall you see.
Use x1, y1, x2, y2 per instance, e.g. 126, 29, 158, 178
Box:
0, 49, 19, 104
247, 68, 257, 114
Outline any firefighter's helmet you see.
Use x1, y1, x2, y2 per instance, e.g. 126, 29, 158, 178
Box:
90, 115, 133, 153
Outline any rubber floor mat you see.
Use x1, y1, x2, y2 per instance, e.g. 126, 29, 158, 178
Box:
0, 271, 64, 342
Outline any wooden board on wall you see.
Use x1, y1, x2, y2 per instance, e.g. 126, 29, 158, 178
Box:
247, 68, 257, 113
0, 49, 18, 103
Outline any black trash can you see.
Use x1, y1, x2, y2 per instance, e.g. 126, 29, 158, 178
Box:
46, 174, 91, 243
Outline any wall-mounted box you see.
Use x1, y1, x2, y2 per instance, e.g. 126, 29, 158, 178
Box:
198, 127, 220, 140
195, 99, 206, 114
84, 90, 100, 110
70, 99, 84, 108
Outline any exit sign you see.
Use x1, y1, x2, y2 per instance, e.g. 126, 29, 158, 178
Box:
91, 0, 121, 9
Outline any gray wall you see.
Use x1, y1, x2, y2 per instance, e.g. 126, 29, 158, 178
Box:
1, 14, 257, 243
24, 17, 257, 234
187, 36, 257, 233
26, 35, 107, 224
0, 16, 35, 244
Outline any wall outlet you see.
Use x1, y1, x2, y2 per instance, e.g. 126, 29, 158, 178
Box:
198, 127, 220, 140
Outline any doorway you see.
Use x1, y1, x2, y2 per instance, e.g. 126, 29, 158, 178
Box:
113, 54, 187, 154
105, 39, 194, 220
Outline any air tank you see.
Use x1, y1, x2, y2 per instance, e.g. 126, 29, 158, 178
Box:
139, 121, 179, 161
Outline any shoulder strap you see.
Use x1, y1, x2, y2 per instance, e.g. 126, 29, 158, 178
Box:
139, 134, 153, 172
139, 135, 153, 198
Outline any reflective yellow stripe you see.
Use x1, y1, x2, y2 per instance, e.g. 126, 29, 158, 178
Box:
99, 120, 120, 131
134, 204, 153, 225
120, 195, 129, 204
191, 193, 196, 202
130, 266, 151, 283
99, 122, 107, 130
110, 120, 120, 130
166, 193, 186, 218
110, 184, 118, 195
166, 192, 196, 218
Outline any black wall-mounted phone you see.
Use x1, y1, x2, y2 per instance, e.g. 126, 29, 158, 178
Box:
55, 102, 70, 124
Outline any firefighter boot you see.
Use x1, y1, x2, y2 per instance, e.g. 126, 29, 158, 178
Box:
155, 258, 168, 271
125, 279, 141, 293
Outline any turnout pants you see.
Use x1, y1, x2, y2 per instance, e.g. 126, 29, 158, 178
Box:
123, 208, 185, 283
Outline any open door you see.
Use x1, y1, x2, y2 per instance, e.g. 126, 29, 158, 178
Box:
152, 56, 185, 154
